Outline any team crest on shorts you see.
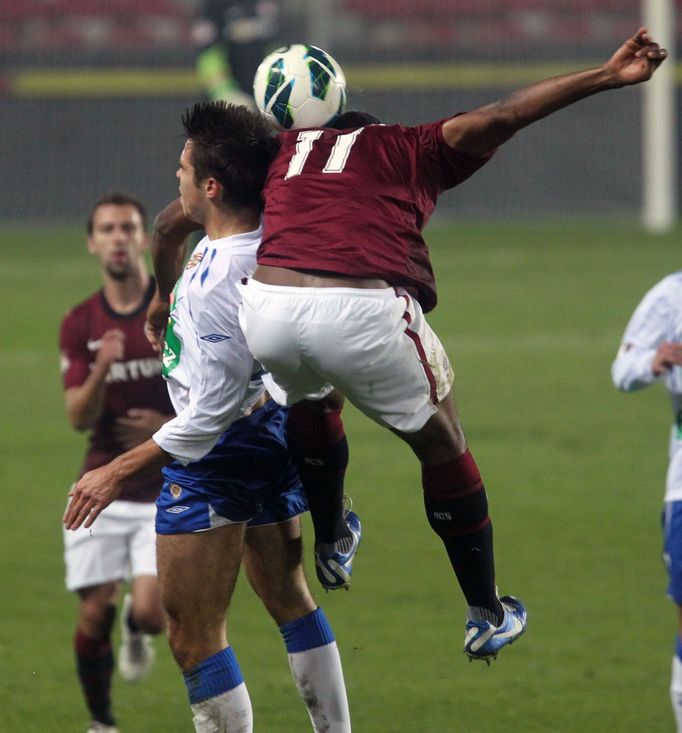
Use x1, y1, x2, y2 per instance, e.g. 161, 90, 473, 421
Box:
169, 482, 182, 498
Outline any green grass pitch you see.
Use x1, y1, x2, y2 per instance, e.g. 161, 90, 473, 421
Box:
1, 219, 680, 731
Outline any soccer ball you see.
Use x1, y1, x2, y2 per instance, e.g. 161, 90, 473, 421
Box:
253, 44, 347, 130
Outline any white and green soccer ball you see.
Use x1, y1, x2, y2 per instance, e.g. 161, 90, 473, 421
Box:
253, 44, 347, 129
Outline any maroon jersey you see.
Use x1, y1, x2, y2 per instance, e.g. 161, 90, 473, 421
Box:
59, 280, 173, 502
258, 118, 494, 313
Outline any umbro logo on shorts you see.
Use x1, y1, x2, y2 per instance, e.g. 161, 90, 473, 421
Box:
166, 506, 190, 514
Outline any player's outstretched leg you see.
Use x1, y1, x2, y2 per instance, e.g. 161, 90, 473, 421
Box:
287, 396, 362, 590
398, 393, 526, 662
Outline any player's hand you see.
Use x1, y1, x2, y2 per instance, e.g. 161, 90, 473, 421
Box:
605, 28, 667, 87
95, 329, 126, 367
63, 464, 123, 530
652, 342, 682, 375
113, 408, 171, 449
145, 292, 170, 353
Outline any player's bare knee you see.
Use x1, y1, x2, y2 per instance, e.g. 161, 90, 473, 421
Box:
167, 618, 224, 671
78, 595, 117, 637
166, 620, 197, 667
269, 601, 317, 627
166, 608, 223, 643
260, 585, 315, 626
167, 635, 195, 671
397, 425, 465, 464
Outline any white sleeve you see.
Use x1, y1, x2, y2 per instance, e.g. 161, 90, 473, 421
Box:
153, 284, 260, 465
611, 281, 671, 392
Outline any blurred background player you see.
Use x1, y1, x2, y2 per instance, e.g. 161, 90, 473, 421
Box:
236, 29, 667, 662
612, 272, 682, 731
192, 0, 279, 107
59, 192, 174, 733
64, 104, 351, 733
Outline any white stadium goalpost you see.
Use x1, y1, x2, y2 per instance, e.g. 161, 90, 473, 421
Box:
642, 0, 678, 232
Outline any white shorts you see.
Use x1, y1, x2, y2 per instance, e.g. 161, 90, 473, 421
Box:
63, 498, 157, 592
238, 280, 454, 433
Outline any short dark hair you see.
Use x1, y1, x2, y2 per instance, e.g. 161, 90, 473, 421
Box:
86, 192, 147, 235
182, 102, 280, 210
329, 111, 381, 129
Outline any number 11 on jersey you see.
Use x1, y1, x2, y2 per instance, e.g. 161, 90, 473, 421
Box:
284, 129, 365, 179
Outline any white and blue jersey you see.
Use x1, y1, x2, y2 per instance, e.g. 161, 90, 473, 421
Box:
612, 272, 682, 503
152, 226, 306, 533
612, 272, 682, 601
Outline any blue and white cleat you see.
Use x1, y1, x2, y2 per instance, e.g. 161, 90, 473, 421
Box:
464, 595, 527, 664
315, 508, 362, 591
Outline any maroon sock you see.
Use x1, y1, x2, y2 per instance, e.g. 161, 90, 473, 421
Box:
74, 628, 116, 726
422, 450, 502, 618
287, 402, 349, 545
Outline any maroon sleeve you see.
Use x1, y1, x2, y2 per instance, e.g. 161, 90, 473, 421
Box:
59, 307, 91, 390
414, 117, 495, 194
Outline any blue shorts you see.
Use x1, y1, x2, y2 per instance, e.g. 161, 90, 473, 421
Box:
156, 401, 307, 535
663, 501, 682, 604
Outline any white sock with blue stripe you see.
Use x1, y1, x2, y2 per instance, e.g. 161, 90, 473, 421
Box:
280, 607, 351, 732
183, 646, 253, 733
671, 636, 682, 732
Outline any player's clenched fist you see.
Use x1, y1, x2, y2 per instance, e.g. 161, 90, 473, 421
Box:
605, 27, 667, 87
95, 328, 126, 367
652, 342, 682, 376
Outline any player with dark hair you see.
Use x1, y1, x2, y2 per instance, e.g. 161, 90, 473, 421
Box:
145, 111, 378, 593
234, 28, 667, 662
60, 192, 174, 733
65, 103, 351, 733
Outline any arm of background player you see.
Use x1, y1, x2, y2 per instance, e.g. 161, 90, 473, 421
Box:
442, 28, 667, 157
64, 329, 125, 431
64, 438, 172, 529
145, 198, 203, 352
152, 198, 201, 298
611, 283, 672, 392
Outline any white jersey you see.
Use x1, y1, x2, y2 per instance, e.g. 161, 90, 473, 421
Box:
153, 227, 266, 466
611, 272, 682, 501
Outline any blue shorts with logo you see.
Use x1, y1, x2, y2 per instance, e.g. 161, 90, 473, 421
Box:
156, 401, 307, 535
663, 501, 682, 604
